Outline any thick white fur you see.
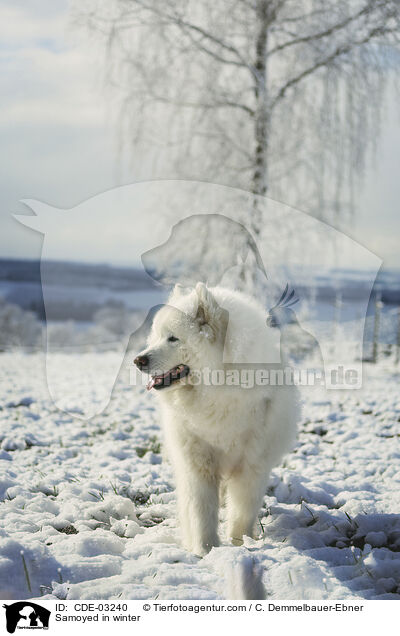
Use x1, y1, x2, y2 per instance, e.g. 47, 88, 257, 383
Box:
138, 283, 299, 556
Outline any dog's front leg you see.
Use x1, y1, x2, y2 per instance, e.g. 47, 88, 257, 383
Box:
173, 434, 220, 556
226, 465, 267, 546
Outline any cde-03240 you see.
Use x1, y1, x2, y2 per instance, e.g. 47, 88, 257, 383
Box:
71, 604, 128, 612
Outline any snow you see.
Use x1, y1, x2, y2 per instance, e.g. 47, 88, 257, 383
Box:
1, 352, 400, 600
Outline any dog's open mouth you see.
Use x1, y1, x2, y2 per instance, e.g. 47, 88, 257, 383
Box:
147, 364, 190, 391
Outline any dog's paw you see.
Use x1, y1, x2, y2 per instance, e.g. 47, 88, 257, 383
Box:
190, 537, 220, 558
230, 536, 244, 547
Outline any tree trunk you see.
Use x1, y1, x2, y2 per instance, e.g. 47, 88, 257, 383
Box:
252, 0, 270, 235
241, 0, 270, 291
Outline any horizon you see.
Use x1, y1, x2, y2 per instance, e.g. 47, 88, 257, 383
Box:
0, 256, 399, 276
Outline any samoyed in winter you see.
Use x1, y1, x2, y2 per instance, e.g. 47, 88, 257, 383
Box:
134, 283, 299, 556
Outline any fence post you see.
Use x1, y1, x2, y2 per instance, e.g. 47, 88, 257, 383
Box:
372, 291, 382, 364
396, 306, 400, 365
333, 289, 342, 345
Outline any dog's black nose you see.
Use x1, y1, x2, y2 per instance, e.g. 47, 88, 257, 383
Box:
134, 355, 149, 369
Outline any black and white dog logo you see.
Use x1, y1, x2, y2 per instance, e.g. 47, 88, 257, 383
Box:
3, 602, 50, 634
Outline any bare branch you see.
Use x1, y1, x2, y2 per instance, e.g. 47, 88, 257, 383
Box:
125, 0, 254, 70
268, 2, 376, 56
133, 91, 255, 116
271, 24, 399, 108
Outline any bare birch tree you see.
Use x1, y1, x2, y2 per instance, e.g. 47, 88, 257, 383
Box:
76, 0, 400, 236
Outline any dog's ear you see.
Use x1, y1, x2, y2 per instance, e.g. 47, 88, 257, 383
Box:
195, 283, 215, 327
195, 283, 228, 342
172, 283, 185, 298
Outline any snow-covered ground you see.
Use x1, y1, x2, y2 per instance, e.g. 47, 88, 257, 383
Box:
1, 352, 400, 600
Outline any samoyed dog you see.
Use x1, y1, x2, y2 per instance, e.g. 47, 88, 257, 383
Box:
134, 283, 299, 556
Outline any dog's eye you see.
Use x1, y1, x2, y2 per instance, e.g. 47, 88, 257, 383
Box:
167, 336, 179, 343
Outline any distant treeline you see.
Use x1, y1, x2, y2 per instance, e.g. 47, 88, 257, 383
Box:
0, 258, 160, 321
0, 259, 399, 325
0, 258, 157, 289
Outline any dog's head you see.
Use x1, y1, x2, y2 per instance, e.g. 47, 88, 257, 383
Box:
134, 283, 228, 392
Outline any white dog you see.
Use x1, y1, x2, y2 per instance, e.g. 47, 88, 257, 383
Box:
134, 283, 299, 556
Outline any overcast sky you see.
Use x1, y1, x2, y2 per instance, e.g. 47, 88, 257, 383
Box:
0, 0, 399, 269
